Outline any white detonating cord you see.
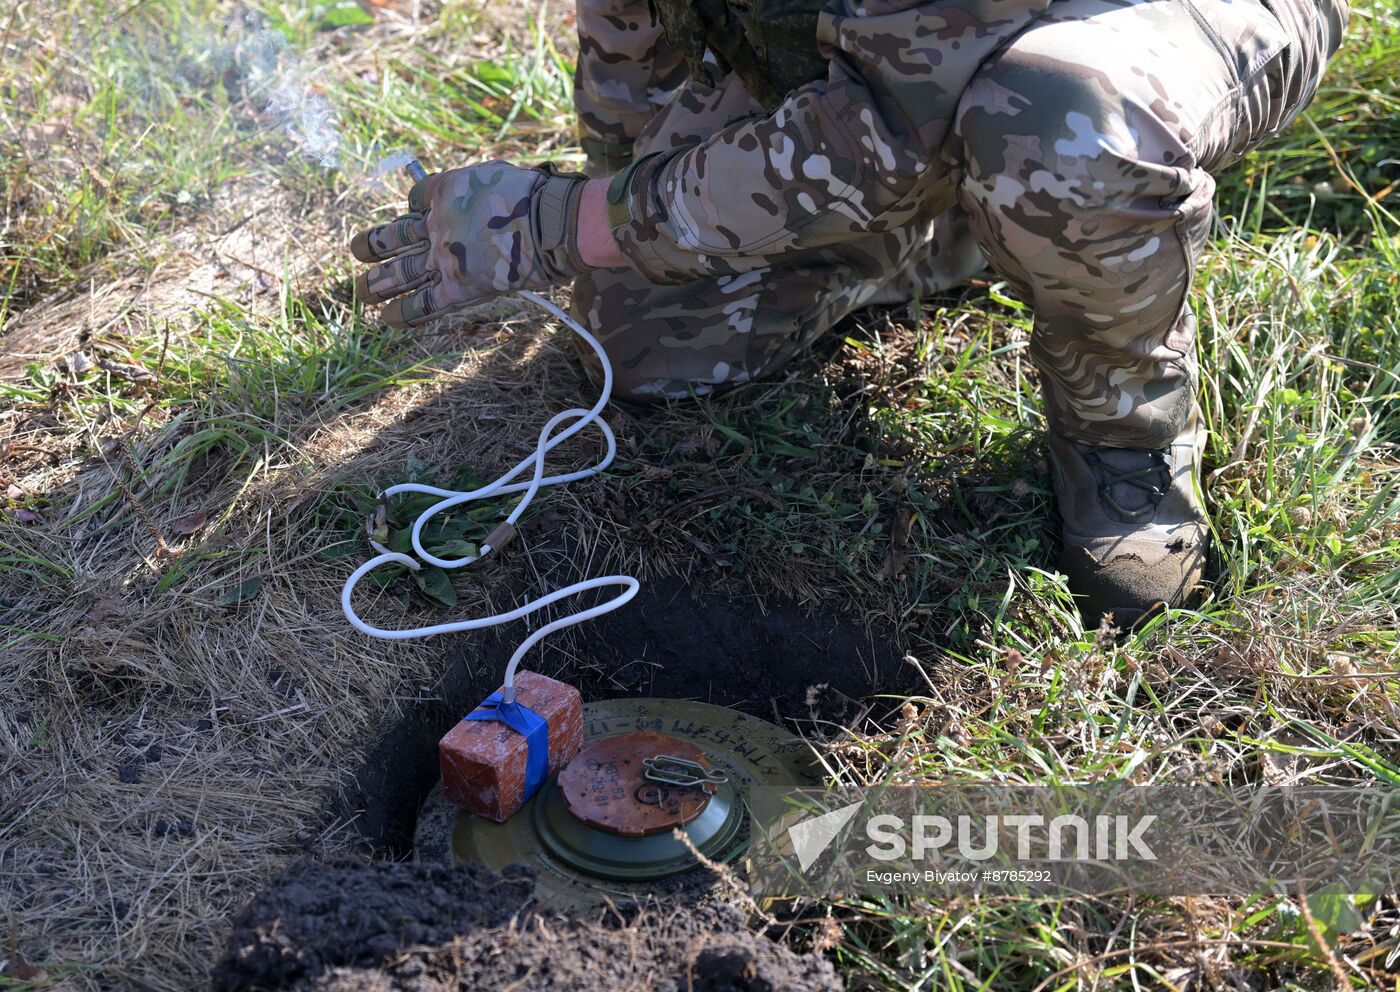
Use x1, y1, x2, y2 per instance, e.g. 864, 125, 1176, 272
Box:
340, 290, 640, 705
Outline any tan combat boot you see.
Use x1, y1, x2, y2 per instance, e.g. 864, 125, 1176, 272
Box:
1048, 407, 1210, 628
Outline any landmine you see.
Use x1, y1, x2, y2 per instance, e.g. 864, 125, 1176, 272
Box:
417, 698, 817, 907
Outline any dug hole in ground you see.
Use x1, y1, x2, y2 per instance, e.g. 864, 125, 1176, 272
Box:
214, 575, 902, 992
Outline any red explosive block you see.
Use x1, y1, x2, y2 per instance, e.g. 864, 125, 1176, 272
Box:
439, 671, 584, 822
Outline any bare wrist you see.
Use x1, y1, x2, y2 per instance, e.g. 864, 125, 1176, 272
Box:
576, 177, 628, 269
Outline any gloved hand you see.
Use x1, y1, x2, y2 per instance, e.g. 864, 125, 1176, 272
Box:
350, 161, 589, 327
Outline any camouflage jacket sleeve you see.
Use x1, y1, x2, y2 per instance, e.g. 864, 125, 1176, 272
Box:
609, 0, 1056, 283
575, 0, 689, 172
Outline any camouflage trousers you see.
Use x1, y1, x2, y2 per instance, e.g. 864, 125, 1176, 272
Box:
571, 0, 1346, 446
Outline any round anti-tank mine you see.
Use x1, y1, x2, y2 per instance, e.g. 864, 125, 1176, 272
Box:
415, 697, 817, 908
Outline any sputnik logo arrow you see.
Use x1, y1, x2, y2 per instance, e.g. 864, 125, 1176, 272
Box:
787, 801, 864, 872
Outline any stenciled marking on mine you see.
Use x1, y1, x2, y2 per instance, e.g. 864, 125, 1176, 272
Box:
581, 755, 626, 807
728, 740, 764, 762
666, 718, 707, 739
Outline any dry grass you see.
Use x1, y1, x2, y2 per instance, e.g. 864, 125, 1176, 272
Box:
0, 3, 614, 988
3, 1, 1399, 990
0, 308, 628, 986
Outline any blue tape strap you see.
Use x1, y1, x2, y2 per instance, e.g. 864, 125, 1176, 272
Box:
464, 691, 549, 802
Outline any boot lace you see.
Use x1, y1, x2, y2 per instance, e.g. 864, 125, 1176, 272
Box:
1082, 447, 1171, 521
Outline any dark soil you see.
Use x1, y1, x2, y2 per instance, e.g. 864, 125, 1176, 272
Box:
211, 858, 844, 992
218, 579, 894, 991
342, 575, 904, 857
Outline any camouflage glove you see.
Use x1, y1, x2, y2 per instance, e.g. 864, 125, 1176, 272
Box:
350, 161, 589, 327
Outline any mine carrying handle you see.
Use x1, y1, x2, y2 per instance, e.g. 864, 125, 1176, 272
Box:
642, 754, 729, 788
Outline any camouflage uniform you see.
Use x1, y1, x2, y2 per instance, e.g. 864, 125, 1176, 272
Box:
572, 0, 1347, 448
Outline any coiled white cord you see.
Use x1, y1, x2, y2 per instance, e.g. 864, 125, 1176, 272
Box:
340, 290, 640, 704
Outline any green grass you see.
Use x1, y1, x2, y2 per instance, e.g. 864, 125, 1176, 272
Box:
0, 1, 250, 318
3, 0, 1399, 989
0, 0, 575, 317
586, 4, 1400, 985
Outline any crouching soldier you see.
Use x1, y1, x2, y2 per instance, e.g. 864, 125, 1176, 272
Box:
351, 0, 1347, 625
